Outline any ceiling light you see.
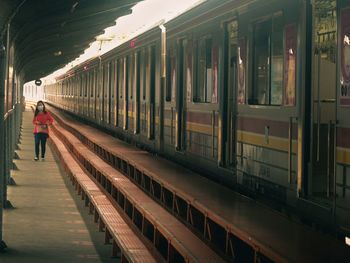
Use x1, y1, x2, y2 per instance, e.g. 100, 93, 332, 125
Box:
54, 51, 62, 56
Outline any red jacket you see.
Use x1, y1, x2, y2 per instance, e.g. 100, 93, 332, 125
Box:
32, 111, 54, 134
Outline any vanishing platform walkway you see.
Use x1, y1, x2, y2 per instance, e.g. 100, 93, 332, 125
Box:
2, 108, 115, 263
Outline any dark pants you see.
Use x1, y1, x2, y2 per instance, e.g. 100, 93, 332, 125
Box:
34, 133, 48, 158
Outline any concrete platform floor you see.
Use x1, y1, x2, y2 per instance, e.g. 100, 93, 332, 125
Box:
2, 108, 117, 263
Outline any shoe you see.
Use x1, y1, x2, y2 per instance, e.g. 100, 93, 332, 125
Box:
41, 157, 45, 161
34, 157, 39, 161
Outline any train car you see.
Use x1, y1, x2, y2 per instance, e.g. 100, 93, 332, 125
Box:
161, 0, 301, 204
44, 0, 350, 238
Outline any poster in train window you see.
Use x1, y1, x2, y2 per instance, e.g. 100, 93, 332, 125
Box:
237, 38, 246, 104
284, 24, 297, 106
340, 8, 350, 106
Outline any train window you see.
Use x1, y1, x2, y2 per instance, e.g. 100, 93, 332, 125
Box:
194, 37, 212, 103
102, 64, 108, 97
107, 63, 110, 98
237, 37, 247, 104
84, 74, 88, 97
142, 50, 146, 101
79, 76, 83, 97
129, 54, 134, 99
110, 62, 115, 99
284, 24, 297, 106
73, 78, 75, 96
251, 14, 284, 105
90, 71, 94, 97
97, 68, 101, 98
114, 62, 118, 98
143, 50, 148, 101
166, 48, 176, 102
118, 59, 123, 99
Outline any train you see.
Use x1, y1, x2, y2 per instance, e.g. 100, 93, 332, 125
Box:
38, 0, 350, 239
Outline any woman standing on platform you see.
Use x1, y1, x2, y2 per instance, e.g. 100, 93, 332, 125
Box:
32, 101, 53, 161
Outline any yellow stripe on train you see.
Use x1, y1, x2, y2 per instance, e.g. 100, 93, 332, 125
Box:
237, 130, 297, 153
336, 148, 350, 165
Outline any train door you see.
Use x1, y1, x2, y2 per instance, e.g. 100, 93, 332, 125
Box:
80, 75, 83, 114
108, 61, 112, 124
96, 66, 101, 122
175, 40, 186, 151
148, 45, 156, 139
221, 20, 238, 167
85, 72, 91, 117
93, 69, 97, 120
88, 72, 92, 117
336, 1, 350, 229
117, 59, 123, 128
128, 54, 135, 132
309, 0, 337, 200
135, 51, 141, 134
100, 64, 104, 123
82, 74, 85, 115
123, 56, 129, 130
83, 73, 87, 116
114, 60, 118, 126
102, 64, 107, 123
78, 76, 82, 114
141, 49, 147, 136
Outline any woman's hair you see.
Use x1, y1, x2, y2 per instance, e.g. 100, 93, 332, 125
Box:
34, 100, 47, 116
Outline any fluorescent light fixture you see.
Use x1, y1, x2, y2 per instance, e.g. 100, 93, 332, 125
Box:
42, 0, 205, 83
346, 237, 350, 246
54, 51, 62, 56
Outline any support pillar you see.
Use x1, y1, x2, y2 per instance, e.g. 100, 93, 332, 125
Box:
0, 39, 8, 251
2, 24, 13, 209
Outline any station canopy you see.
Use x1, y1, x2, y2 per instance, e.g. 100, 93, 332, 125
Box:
0, 0, 140, 82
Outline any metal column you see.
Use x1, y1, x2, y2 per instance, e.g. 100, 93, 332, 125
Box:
0, 39, 7, 251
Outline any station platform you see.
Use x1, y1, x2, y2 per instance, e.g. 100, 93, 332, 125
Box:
2, 107, 115, 263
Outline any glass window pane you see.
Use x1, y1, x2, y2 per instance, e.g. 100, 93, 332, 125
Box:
284, 24, 297, 106
206, 39, 212, 103
194, 37, 212, 103
198, 39, 206, 102
142, 50, 146, 101
238, 38, 247, 104
166, 47, 176, 102
119, 59, 123, 99
253, 20, 270, 105
91, 72, 94, 97
186, 41, 193, 102
271, 15, 284, 105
